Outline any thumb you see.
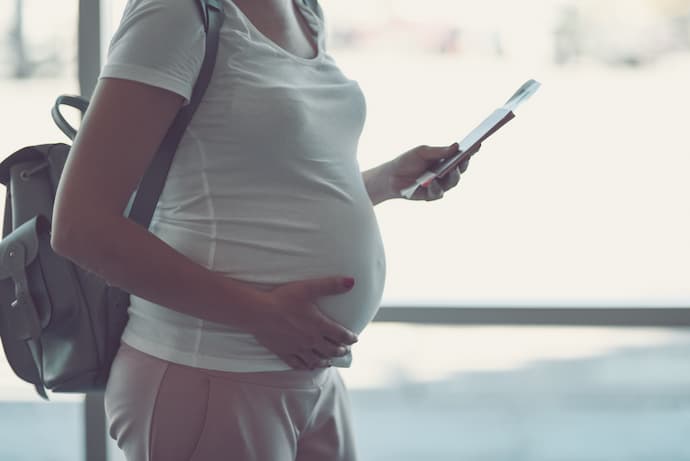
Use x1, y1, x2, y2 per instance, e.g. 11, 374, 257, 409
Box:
305, 276, 355, 298
415, 143, 459, 162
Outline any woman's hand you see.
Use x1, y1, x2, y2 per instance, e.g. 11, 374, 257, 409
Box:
388, 142, 479, 201
247, 276, 359, 370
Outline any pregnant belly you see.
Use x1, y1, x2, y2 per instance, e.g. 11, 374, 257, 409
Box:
313, 239, 386, 335
153, 201, 387, 335
243, 215, 387, 335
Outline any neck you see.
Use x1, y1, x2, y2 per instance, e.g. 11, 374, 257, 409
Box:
234, 0, 295, 26
264, 0, 293, 9
236, 0, 293, 13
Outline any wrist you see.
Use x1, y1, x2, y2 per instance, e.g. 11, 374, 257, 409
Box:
219, 277, 274, 332
363, 161, 399, 205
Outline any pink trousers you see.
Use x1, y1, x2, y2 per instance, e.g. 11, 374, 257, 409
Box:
104, 342, 358, 461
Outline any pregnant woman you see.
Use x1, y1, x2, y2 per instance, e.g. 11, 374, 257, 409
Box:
51, 0, 469, 460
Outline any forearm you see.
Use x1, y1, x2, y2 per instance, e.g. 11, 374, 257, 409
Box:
362, 161, 399, 206
51, 215, 265, 330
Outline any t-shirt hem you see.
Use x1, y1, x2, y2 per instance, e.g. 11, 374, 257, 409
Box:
121, 331, 294, 373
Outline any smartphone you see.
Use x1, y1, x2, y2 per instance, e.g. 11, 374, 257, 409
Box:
400, 79, 540, 199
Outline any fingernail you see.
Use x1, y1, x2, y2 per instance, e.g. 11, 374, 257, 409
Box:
343, 278, 355, 289
449, 142, 459, 150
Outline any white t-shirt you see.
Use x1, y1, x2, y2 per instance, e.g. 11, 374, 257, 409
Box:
99, 0, 387, 371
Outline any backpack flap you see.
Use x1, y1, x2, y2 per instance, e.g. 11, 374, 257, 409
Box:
0, 215, 50, 395
0, 212, 104, 397
0, 216, 48, 335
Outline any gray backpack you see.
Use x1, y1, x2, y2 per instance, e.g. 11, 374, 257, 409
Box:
0, 0, 225, 399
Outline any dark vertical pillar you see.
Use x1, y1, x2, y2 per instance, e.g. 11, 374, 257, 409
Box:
80, 0, 108, 456
85, 391, 108, 461
78, 0, 101, 99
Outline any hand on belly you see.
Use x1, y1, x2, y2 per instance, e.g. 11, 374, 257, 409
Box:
316, 272, 384, 334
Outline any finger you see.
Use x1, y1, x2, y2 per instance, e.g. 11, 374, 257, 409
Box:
426, 180, 444, 201
305, 276, 354, 299
445, 142, 460, 157
415, 143, 458, 162
312, 348, 334, 368
315, 341, 349, 358
438, 167, 460, 190
459, 157, 470, 174
316, 313, 359, 345
281, 353, 308, 370
312, 347, 328, 359
314, 359, 332, 368
294, 353, 314, 369
302, 349, 326, 369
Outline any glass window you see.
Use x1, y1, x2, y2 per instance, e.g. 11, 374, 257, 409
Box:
101, 0, 128, 64
318, 0, 690, 308
0, 0, 82, 459
340, 323, 690, 460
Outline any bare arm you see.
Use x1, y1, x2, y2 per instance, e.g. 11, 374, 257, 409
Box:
51, 78, 265, 329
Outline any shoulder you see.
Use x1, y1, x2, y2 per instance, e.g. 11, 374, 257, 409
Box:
113, 0, 205, 41
102, 0, 207, 106
106, 0, 206, 63
121, 0, 202, 17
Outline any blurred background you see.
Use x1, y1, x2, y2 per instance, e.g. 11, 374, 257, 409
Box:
1, 0, 690, 460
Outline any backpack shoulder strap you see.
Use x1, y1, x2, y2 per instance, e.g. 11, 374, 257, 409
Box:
127, 0, 225, 227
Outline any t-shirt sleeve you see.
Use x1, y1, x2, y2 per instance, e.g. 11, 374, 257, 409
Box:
99, 0, 206, 106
